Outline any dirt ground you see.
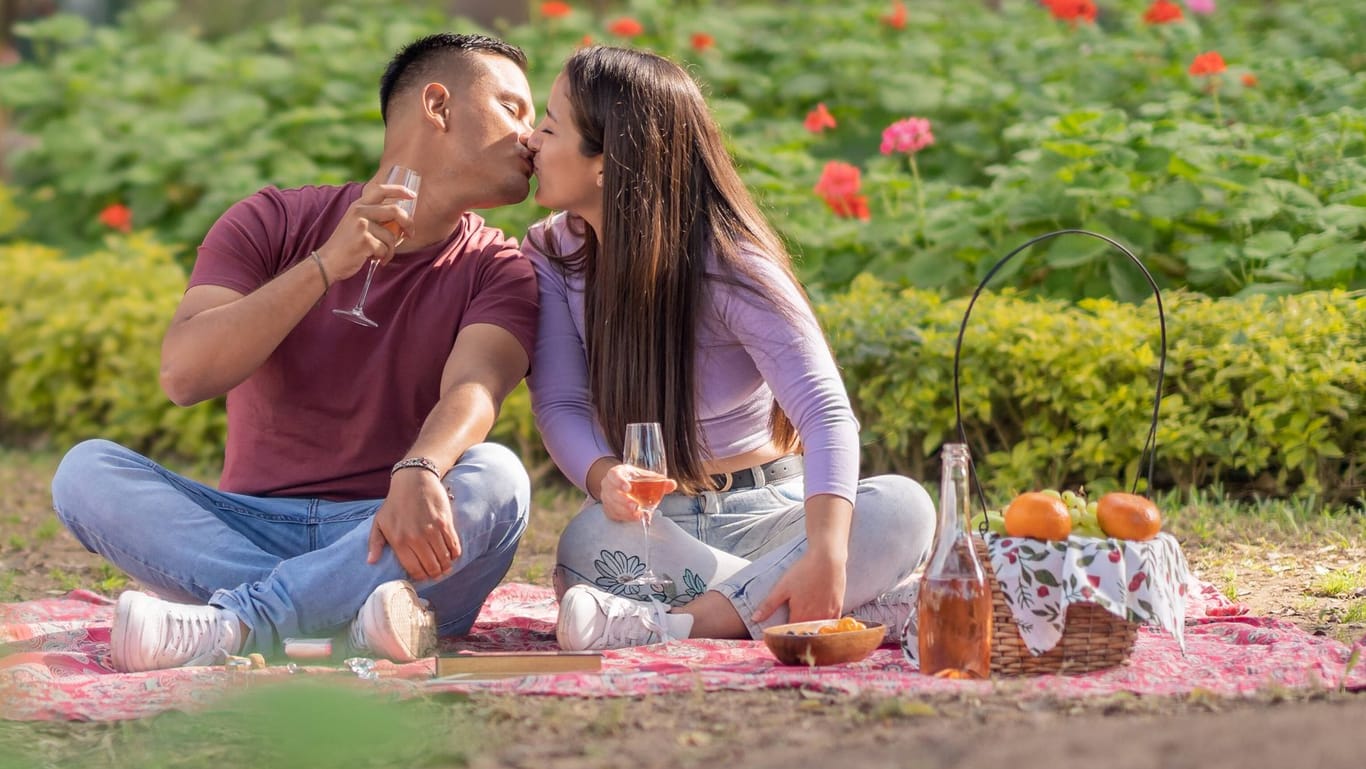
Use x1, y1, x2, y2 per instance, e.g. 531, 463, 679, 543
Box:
3, 449, 1365, 768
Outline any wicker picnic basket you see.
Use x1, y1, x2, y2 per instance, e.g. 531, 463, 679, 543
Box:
950, 229, 1167, 676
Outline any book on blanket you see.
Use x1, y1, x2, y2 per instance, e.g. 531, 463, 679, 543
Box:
433, 651, 603, 678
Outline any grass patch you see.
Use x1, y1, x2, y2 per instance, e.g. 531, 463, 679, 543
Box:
93, 563, 130, 594
6, 534, 26, 551
1162, 486, 1366, 547
0, 680, 486, 769
0, 568, 16, 601
34, 517, 60, 543
48, 568, 81, 593
1344, 601, 1366, 624
1307, 566, 1366, 598
1219, 567, 1241, 602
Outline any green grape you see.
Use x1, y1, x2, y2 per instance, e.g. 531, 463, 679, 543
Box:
1042, 489, 1063, 500
985, 510, 1007, 536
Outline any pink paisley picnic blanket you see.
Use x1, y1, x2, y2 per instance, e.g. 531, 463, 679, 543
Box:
3, 582, 1364, 721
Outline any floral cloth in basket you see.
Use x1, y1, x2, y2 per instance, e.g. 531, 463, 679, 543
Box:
902, 531, 1191, 666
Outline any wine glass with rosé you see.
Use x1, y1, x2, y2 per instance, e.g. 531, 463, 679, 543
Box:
333, 165, 420, 328
620, 422, 674, 590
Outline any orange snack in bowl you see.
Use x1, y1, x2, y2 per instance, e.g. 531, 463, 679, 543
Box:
1003, 492, 1072, 541
817, 617, 867, 634
1096, 492, 1162, 540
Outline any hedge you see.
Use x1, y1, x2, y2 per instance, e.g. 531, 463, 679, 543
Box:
2, 237, 1360, 502
821, 275, 1363, 503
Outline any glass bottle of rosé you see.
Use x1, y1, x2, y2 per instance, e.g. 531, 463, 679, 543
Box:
917, 443, 992, 679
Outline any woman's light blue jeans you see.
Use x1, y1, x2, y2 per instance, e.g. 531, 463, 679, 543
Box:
51, 439, 529, 651
554, 474, 936, 639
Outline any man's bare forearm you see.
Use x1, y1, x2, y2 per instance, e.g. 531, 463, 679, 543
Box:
160, 258, 329, 405
401, 381, 501, 470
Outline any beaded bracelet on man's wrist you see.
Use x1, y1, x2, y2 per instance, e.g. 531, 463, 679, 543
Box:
391, 456, 443, 479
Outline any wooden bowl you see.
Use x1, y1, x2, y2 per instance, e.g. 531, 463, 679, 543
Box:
762, 620, 887, 666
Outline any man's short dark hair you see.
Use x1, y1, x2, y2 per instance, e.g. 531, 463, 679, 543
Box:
379, 33, 528, 123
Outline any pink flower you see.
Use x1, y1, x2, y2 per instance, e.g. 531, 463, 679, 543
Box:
803, 103, 836, 134
1184, 0, 1215, 14
880, 117, 934, 155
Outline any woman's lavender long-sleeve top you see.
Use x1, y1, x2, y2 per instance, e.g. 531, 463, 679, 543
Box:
523, 214, 861, 504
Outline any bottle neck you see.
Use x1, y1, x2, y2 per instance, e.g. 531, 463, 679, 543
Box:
938, 444, 973, 539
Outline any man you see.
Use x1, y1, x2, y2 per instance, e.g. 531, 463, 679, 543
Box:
49, 33, 540, 672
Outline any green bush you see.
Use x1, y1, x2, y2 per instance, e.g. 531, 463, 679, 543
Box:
822, 276, 1364, 503
2, 233, 1359, 502
0, 235, 226, 462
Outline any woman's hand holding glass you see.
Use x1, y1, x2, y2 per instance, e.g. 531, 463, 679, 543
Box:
600, 463, 676, 523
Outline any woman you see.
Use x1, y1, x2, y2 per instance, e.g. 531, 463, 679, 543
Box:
524, 46, 935, 650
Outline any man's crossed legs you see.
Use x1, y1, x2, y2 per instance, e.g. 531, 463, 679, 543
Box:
51, 439, 529, 672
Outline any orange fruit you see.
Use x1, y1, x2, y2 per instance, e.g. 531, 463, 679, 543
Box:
1096, 493, 1162, 540
1003, 492, 1072, 541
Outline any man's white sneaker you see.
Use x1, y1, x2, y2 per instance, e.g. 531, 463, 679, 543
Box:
110, 591, 243, 673
347, 581, 436, 663
556, 584, 694, 651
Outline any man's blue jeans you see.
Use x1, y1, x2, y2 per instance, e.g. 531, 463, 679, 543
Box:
51, 439, 529, 651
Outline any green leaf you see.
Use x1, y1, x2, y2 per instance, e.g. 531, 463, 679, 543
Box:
1260, 179, 1323, 210
1305, 243, 1362, 281
1138, 181, 1201, 219
1242, 231, 1295, 262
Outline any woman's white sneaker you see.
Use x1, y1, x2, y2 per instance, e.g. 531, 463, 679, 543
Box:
556, 585, 694, 650
110, 591, 243, 673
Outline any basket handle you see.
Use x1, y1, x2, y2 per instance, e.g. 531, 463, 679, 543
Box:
950, 229, 1168, 528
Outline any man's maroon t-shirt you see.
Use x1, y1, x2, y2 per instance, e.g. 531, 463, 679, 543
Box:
189, 183, 538, 500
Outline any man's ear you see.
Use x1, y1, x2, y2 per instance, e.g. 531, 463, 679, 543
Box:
422, 83, 452, 131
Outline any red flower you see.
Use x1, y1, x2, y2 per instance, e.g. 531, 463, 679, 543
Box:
1108, 550, 1123, 563
1189, 51, 1227, 77
1043, 0, 1097, 24
98, 203, 132, 232
1128, 573, 1147, 592
813, 161, 870, 221
1038, 586, 1050, 597
690, 33, 714, 52
539, 1, 571, 18
803, 103, 836, 134
579, 35, 593, 47
1142, 0, 1182, 24
607, 17, 644, 37
1241, 72, 1258, 87
882, 1, 908, 30
1087, 574, 1102, 588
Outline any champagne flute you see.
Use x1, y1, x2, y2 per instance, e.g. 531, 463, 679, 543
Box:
333, 165, 420, 328
620, 422, 673, 590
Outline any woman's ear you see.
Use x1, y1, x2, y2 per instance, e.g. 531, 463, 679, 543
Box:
422, 83, 452, 131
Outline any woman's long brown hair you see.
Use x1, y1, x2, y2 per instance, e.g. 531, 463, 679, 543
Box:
543, 47, 808, 494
